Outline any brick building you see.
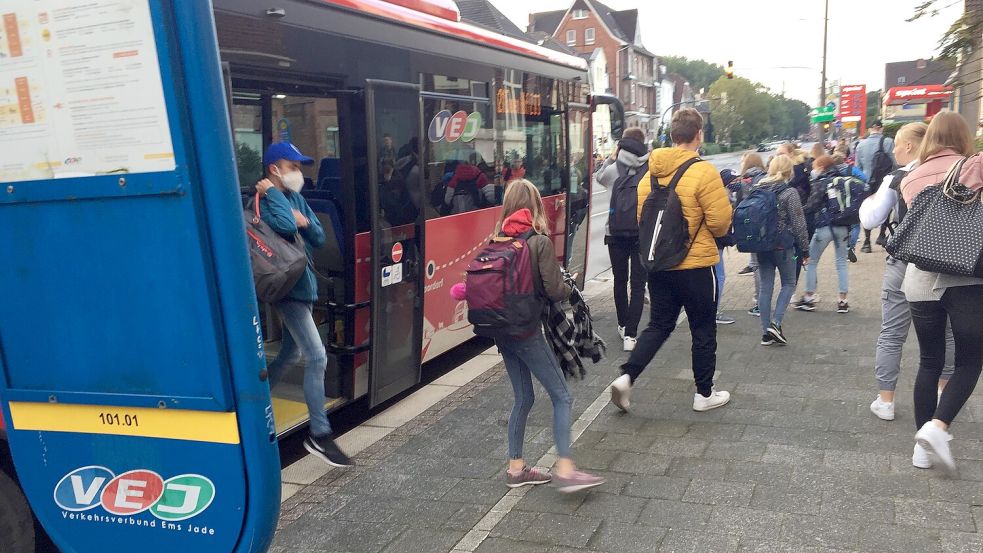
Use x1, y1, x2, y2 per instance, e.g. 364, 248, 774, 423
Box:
529, 0, 659, 138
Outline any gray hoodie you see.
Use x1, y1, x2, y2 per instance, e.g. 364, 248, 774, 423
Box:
596, 149, 650, 236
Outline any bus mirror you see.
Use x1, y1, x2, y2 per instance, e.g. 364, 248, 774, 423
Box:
591, 94, 625, 140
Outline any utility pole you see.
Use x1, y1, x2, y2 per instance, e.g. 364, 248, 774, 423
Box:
819, 0, 829, 141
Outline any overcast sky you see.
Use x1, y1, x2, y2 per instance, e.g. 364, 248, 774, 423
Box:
493, 0, 963, 106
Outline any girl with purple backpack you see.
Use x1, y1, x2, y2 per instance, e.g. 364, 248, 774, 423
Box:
452, 179, 604, 493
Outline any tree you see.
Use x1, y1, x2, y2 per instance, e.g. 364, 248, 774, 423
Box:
662, 56, 725, 92
909, 1, 982, 66
708, 77, 771, 146
866, 90, 882, 121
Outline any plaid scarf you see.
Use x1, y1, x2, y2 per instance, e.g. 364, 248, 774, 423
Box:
542, 272, 606, 379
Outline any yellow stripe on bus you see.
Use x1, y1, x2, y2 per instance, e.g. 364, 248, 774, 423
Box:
7, 402, 240, 444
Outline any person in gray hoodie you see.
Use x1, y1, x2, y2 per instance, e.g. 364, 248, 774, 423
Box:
595, 128, 650, 352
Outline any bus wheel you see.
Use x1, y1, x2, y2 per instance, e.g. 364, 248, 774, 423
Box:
0, 468, 34, 553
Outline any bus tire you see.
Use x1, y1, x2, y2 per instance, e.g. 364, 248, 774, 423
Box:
0, 467, 34, 553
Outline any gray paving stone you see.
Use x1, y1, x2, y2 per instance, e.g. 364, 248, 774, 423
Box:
822, 449, 892, 473
512, 483, 586, 514
275, 519, 404, 551
586, 521, 669, 553
707, 506, 784, 540
649, 436, 710, 457
819, 490, 895, 524
856, 522, 942, 553
779, 514, 861, 550
666, 457, 731, 480
517, 512, 602, 548
723, 462, 794, 485
594, 431, 657, 453
574, 491, 649, 523
636, 498, 712, 529
381, 528, 467, 553
609, 451, 672, 475
735, 539, 852, 553
487, 509, 533, 538
894, 498, 977, 532
941, 531, 983, 553
622, 474, 691, 500
657, 528, 739, 553
444, 479, 508, 506
760, 444, 825, 466
682, 478, 753, 507
473, 537, 563, 553
703, 440, 767, 462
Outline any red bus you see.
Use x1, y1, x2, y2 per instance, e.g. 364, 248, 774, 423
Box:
216, 0, 624, 434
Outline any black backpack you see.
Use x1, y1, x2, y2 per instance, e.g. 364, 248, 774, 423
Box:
607, 163, 646, 237
638, 158, 702, 272
454, 176, 484, 208
887, 167, 910, 234
869, 135, 895, 191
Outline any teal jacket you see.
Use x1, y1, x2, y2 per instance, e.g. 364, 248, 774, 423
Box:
259, 188, 325, 303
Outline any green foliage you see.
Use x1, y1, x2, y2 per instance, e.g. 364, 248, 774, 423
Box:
882, 122, 904, 139
975, 135, 983, 153
702, 143, 723, 156
662, 56, 725, 93
867, 90, 882, 121
707, 77, 810, 146
235, 141, 263, 189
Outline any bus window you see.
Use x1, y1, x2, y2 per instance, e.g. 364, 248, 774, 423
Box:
270, 95, 341, 190
231, 94, 263, 189
423, 97, 494, 218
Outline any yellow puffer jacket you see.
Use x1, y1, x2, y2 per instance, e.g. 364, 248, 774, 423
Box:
636, 148, 733, 270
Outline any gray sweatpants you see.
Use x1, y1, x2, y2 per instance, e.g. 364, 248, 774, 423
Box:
875, 257, 955, 392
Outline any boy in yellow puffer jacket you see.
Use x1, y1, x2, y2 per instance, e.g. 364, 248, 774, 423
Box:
609, 108, 734, 414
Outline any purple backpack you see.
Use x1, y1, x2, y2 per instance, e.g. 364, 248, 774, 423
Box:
465, 233, 543, 338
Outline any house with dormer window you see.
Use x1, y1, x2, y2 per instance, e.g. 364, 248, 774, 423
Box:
529, 0, 659, 138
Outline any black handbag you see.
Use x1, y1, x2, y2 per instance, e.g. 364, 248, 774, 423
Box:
244, 192, 309, 303
886, 158, 983, 277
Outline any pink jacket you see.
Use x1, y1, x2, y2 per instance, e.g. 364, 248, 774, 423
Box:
900, 149, 964, 206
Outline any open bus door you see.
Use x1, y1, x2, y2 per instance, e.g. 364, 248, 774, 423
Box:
365, 80, 426, 407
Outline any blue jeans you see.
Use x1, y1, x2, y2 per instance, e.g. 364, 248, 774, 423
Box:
268, 300, 332, 437
757, 249, 798, 332
806, 225, 850, 295
715, 248, 726, 310
497, 332, 573, 459
849, 224, 860, 249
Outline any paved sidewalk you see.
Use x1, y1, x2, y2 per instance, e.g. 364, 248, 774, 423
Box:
272, 247, 983, 553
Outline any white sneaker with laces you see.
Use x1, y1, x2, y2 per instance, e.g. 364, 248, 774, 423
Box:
912, 443, 933, 469
915, 422, 956, 475
610, 374, 632, 412
869, 397, 895, 421
693, 390, 731, 412
623, 336, 636, 352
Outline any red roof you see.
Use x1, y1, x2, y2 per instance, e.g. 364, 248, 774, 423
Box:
319, 0, 588, 71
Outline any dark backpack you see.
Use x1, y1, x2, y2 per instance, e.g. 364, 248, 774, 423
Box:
887, 168, 910, 234
733, 184, 791, 253
465, 232, 543, 338
244, 194, 309, 303
868, 135, 895, 190
638, 158, 701, 272
431, 177, 450, 216
454, 176, 484, 209
607, 163, 646, 236
823, 175, 869, 226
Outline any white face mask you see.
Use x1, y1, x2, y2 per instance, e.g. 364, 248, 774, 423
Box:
276, 167, 305, 193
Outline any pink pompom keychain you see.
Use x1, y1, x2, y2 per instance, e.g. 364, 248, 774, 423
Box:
449, 282, 467, 300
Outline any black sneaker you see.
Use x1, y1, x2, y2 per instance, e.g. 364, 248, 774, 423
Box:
760, 333, 776, 346
875, 234, 888, 248
748, 305, 760, 317
794, 298, 816, 311
304, 434, 354, 467
847, 247, 858, 263
861, 243, 872, 254
837, 301, 850, 314
768, 323, 788, 345
738, 265, 757, 276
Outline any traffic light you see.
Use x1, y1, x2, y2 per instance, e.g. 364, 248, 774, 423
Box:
725, 61, 734, 79
823, 122, 831, 131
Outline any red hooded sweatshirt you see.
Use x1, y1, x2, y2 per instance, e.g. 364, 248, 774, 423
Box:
502, 208, 534, 236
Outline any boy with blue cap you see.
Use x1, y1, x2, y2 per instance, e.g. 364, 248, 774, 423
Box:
256, 142, 352, 467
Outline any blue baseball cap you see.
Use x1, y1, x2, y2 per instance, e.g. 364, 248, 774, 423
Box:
263, 142, 314, 167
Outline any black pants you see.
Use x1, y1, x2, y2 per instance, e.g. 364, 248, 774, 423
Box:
620, 266, 718, 396
863, 224, 889, 246
910, 285, 983, 428
607, 237, 646, 337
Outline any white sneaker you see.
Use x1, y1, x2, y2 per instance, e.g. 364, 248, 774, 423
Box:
623, 336, 636, 352
915, 422, 956, 475
618, 326, 626, 339
912, 443, 933, 469
869, 397, 895, 421
610, 374, 632, 412
693, 390, 731, 412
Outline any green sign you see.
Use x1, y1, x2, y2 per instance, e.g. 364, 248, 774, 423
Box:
810, 105, 835, 123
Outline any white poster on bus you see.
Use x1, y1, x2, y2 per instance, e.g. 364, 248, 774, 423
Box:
0, 0, 175, 183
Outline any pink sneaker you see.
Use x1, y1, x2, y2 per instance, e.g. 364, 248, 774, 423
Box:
552, 470, 605, 493
505, 466, 552, 488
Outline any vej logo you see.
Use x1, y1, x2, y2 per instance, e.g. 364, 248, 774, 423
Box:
54, 466, 215, 522
428, 110, 482, 143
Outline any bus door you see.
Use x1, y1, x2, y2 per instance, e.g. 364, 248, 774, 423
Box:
565, 104, 592, 290
365, 80, 426, 407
